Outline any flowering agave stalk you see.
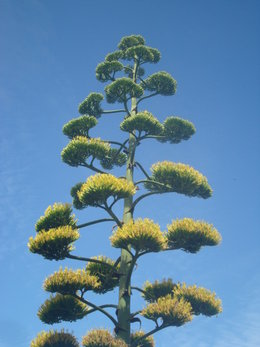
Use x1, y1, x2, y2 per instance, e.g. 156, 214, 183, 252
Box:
29, 35, 222, 347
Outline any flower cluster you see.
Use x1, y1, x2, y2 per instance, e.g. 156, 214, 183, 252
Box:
142, 279, 176, 303
160, 116, 195, 144
61, 136, 110, 167
120, 111, 163, 136
105, 78, 143, 104
78, 174, 136, 207
86, 256, 120, 294
141, 295, 192, 326
166, 218, 221, 253
44, 267, 100, 295
30, 329, 79, 347
82, 329, 127, 347
145, 161, 212, 198
28, 225, 79, 260
141, 71, 177, 96
110, 219, 165, 253
173, 283, 222, 316
130, 331, 155, 347
38, 294, 88, 324
63, 115, 97, 139
78, 92, 104, 118
35, 203, 76, 232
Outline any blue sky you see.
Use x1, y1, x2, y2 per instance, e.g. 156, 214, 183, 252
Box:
0, 0, 260, 346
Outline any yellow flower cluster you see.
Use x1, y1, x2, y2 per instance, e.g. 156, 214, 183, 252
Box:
173, 283, 222, 316
86, 256, 120, 294
141, 295, 192, 326
82, 329, 127, 347
61, 136, 110, 167
44, 267, 100, 295
120, 111, 163, 136
35, 203, 76, 232
166, 218, 221, 253
110, 218, 165, 252
38, 294, 88, 324
142, 279, 176, 303
146, 161, 213, 199
130, 331, 155, 347
78, 174, 136, 207
30, 329, 79, 347
28, 226, 79, 260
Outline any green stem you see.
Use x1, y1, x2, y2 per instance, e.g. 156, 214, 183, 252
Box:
66, 254, 118, 269
73, 294, 118, 327
102, 109, 125, 114
77, 218, 114, 229
135, 161, 151, 179
136, 92, 159, 105
116, 59, 139, 344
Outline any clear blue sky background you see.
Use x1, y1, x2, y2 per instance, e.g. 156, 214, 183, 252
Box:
1, 1, 259, 346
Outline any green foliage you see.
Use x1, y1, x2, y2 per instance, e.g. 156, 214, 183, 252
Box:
110, 219, 165, 253
142, 279, 176, 303
38, 294, 88, 324
105, 51, 124, 62
86, 256, 120, 294
142, 72, 177, 96
28, 226, 79, 260
35, 203, 76, 232
160, 117, 195, 144
70, 182, 84, 209
30, 329, 79, 347
118, 35, 145, 51
130, 331, 155, 347
61, 136, 110, 167
96, 61, 124, 82
124, 65, 145, 79
141, 295, 192, 327
78, 174, 136, 207
63, 115, 97, 139
166, 218, 221, 253
145, 161, 212, 198
120, 111, 163, 136
173, 284, 222, 316
82, 329, 127, 347
125, 45, 160, 64
105, 78, 143, 104
79, 93, 104, 118
44, 267, 100, 295
100, 148, 127, 170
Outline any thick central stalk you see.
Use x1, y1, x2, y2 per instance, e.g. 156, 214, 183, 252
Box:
117, 62, 138, 344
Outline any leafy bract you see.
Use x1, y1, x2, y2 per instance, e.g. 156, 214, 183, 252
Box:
38, 294, 88, 324
35, 203, 76, 232
79, 93, 104, 118
173, 283, 222, 316
166, 218, 221, 253
63, 115, 97, 139
28, 226, 79, 260
30, 330, 79, 347
145, 161, 212, 199
110, 219, 165, 253
44, 267, 100, 295
78, 174, 136, 207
